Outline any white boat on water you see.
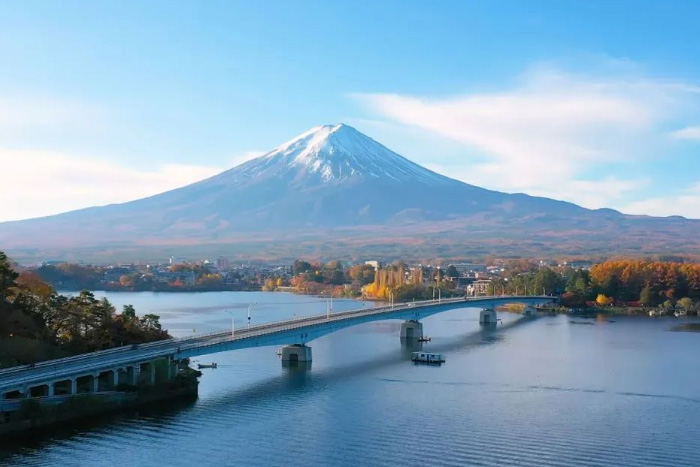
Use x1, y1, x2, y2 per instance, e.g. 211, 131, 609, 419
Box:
411, 352, 445, 364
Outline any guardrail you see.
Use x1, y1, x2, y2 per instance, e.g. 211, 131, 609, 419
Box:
0, 295, 550, 386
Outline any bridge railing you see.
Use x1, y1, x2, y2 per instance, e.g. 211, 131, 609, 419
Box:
176, 295, 551, 351
0, 295, 550, 378
174, 296, 476, 350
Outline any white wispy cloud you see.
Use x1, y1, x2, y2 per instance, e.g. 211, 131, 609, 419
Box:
623, 183, 700, 219
0, 92, 269, 222
0, 148, 223, 222
356, 64, 700, 212
671, 126, 700, 140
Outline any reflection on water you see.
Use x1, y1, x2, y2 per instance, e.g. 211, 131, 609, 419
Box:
4, 291, 700, 467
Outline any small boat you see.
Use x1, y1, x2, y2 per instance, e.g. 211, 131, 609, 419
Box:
418, 336, 432, 342
411, 352, 445, 364
198, 363, 218, 369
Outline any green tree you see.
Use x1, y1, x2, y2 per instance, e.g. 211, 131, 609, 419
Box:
445, 265, 459, 279
0, 251, 19, 300
292, 260, 313, 276
533, 267, 561, 295
122, 304, 137, 320
141, 314, 162, 331
639, 285, 653, 307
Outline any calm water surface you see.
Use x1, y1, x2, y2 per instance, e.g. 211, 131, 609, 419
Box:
2, 291, 700, 467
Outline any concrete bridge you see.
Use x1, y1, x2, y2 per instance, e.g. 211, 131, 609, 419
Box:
0, 295, 554, 410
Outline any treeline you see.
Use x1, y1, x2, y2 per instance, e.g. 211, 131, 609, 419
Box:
288, 260, 376, 295
486, 259, 700, 309
590, 259, 700, 306
365, 263, 460, 300
0, 252, 169, 368
474, 260, 564, 297
34, 263, 236, 291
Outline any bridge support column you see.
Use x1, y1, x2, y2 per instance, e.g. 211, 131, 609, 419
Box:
92, 374, 100, 393
280, 345, 312, 365
127, 366, 137, 386
479, 308, 497, 325
48, 382, 55, 397
169, 358, 178, 379
400, 320, 423, 340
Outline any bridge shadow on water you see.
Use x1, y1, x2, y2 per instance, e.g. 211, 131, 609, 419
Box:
0, 315, 538, 454
188, 314, 538, 411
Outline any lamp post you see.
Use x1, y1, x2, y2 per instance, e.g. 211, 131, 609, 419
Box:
431, 284, 441, 303
247, 302, 255, 328
224, 310, 235, 337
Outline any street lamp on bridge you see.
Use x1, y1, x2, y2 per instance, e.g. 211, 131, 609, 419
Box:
224, 309, 235, 337
247, 302, 256, 328
430, 285, 441, 303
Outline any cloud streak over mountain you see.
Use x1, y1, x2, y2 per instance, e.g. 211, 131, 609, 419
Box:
357, 64, 700, 213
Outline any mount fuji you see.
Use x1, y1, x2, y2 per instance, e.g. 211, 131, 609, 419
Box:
1, 124, 698, 261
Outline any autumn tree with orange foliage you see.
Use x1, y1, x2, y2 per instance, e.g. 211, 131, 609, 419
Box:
591, 259, 700, 305
365, 267, 405, 299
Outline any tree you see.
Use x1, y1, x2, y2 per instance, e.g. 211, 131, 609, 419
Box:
140, 314, 162, 331
596, 294, 610, 306
533, 267, 561, 295
640, 285, 653, 307
678, 297, 693, 313
348, 264, 375, 285
122, 304, 137, 320
445, 265, 459, 279
0, 251, 19, 300
292, 260, 313, 276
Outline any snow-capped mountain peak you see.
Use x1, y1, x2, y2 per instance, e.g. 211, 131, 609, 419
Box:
227, 124, 449, 184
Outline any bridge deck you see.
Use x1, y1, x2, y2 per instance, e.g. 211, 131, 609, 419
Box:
0, 296, 553, 393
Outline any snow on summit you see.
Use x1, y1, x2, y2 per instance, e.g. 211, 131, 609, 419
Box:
227, 124, 448, 184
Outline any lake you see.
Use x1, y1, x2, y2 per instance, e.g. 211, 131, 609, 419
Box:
2, 291, 700, 466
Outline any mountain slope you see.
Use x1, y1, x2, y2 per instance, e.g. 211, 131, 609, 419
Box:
1, 123, 697, 261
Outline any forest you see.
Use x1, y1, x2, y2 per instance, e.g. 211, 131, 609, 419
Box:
0, 251, 169, 368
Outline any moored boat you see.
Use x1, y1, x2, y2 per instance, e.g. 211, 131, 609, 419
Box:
411, 352, 445, 364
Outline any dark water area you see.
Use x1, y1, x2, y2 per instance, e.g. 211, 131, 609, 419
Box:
3, 292, 700, 466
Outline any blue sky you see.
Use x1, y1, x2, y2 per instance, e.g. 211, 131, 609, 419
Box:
1, 0, 700, 220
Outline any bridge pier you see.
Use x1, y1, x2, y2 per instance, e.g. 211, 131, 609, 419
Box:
479, 308, 497, 325
169, 358, 179, 379
280, 345, 312, 365
400, 320, 423, 340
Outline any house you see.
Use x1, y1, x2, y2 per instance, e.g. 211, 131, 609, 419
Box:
467, 279, 492, 296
